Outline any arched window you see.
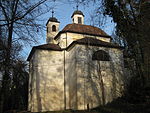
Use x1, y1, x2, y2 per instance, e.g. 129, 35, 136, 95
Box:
78, 17, 82, 24
52, 25, 56, 32
73, 18, 74, 23
92, 50, 110, 61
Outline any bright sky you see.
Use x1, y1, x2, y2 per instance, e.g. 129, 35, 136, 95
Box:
22, 1, 115, 60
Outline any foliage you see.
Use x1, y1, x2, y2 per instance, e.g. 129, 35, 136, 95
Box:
102, 0, 150, 82
78, 0, 150, 104
99, 0, 150, 103
0, 36, 29, 111
1, 60, 29, 111
0, 0, 55, 112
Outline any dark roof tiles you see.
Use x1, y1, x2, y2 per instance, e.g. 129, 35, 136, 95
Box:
27, 44, 62, 61
71, 10, 84, 17
27, 38, 123, 61
46, 17, 60, 25
68, 37, 123, 49
55, 24, 110, 39
34, 44, 61, 50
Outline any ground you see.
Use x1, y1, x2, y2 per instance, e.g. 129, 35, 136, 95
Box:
8, 97, 150, 113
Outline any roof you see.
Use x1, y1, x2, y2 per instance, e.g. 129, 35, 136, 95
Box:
27, 38, 123, 61
54, 24, 111, 39
46, 17, 60, 25
71, 10, 84, 18
33, 44, 61, 50
66, 37, 123, 50
27, 44, 62, 61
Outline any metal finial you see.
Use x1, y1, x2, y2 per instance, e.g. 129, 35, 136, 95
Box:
76, 4, 79, 11
52, 9, 54, 17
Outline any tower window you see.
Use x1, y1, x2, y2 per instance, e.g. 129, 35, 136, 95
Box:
52, 25, 56, 32
92, 50, 110, 61
78, 17, 82, 24
47, 27, 49, 33
73, 18, 74, 23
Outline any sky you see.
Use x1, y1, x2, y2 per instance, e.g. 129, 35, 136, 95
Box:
22, 0, 115, 60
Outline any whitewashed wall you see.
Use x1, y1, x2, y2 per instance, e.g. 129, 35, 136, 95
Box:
28, 50, 64, 112
56, 32, 111, 48
46, 21, 60, 44
65, 44, 125, 110
28, 44, 125, 112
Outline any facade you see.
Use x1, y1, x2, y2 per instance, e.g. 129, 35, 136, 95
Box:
27, 10, 125, 112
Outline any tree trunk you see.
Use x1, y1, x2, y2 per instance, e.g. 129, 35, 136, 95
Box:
0, 22, 14, 113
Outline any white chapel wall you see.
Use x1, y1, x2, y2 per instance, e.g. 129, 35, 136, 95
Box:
65, 46, 78, 109
72, 14, 84, 24
47, 22, 60, 44
28, 44, 125, 112
57, 32, 111, 49
68, 44, 125, 110
28, 50, 64, 112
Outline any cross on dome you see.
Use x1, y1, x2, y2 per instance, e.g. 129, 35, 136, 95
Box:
52, 9, 54, 17
76, 4, 79, 11
71, 4, 84, 24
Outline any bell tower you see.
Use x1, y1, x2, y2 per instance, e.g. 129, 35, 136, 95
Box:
46, 10, 60, 44
71, 6, 84, 24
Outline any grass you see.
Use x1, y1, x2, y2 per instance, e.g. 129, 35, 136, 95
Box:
91, 97, 150, 113
16, 97, 150, 113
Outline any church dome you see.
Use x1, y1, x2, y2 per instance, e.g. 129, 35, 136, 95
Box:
46, 17, 60, 25
60, 24, 110, 37
71, 10, 84, 18
48, 17, 59, 22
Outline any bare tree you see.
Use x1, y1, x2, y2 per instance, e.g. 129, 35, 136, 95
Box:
0, 0, 58, 112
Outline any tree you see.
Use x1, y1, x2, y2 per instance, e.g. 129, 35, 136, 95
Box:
0, 40, 29, 111
95, 0, 150, 103
74, 0, 150, 103
80, 0, 150, 82
2, 60, 29, 111
0, 0, 56, 112
102, 0, 150, 85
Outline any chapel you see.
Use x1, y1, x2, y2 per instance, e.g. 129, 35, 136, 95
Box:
27, 10, 125, 112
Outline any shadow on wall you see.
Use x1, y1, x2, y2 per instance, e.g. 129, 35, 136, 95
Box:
29, 51, 64, 112
65, 49, 77, 109
65, 45, 124, 110
28, 46, 124, 112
